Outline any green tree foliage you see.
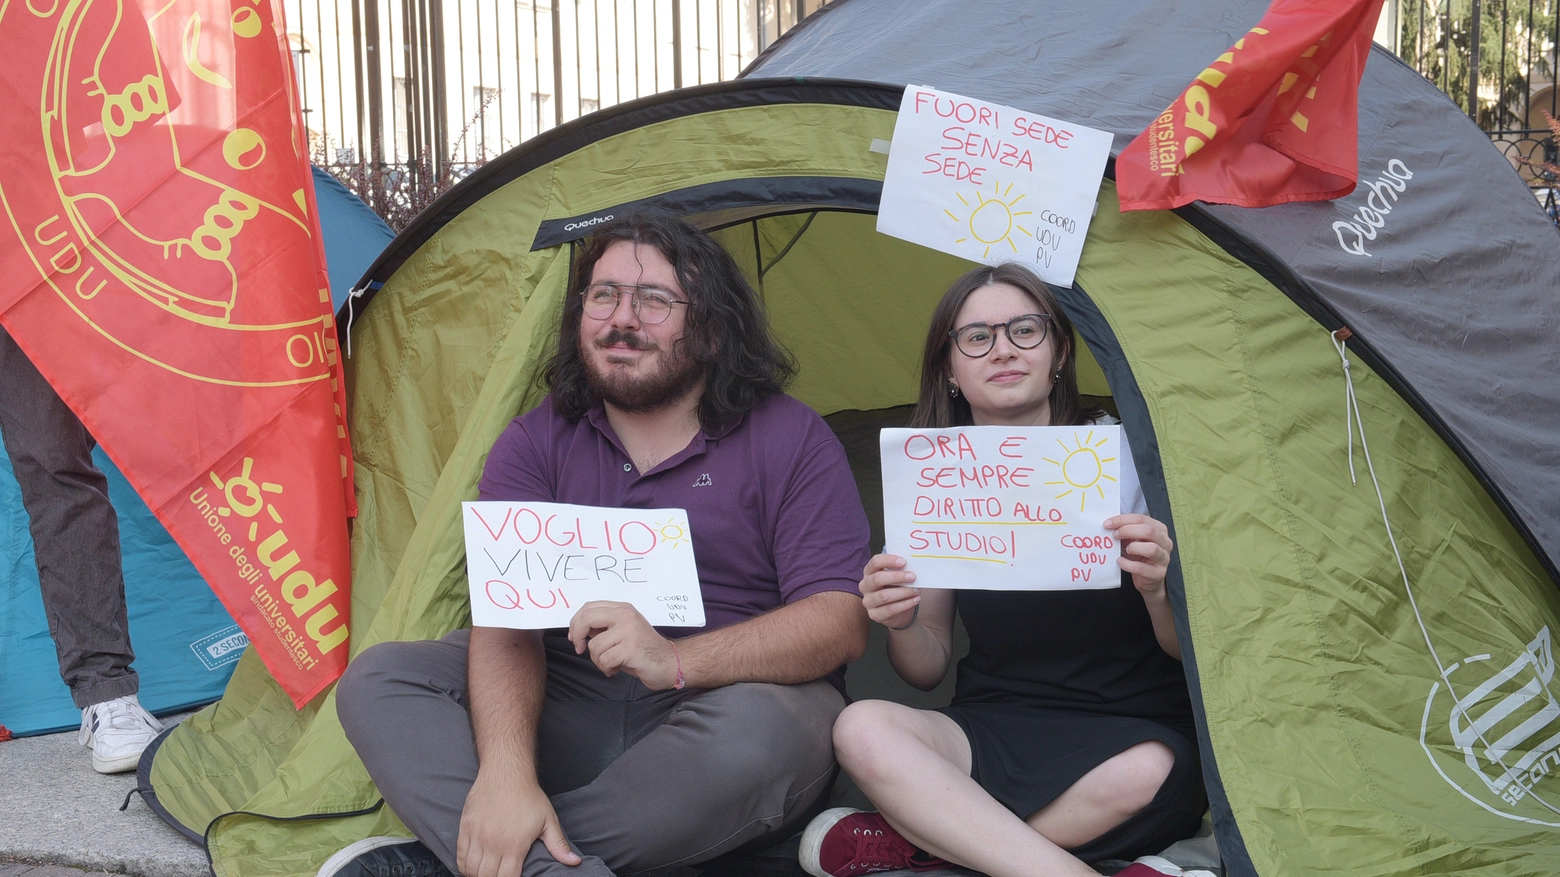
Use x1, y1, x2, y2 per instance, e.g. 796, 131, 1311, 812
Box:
1398, 0, 1558, 131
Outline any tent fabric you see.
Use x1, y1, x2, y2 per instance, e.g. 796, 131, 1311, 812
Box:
0, 168, 393, 736
142, 20, 1560, 877
746, 0, 1560, 587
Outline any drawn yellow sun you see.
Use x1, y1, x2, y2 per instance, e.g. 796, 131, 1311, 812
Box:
657, 519, 690, 548
1042, 430, 1118, 512
946, 180, 1034, 259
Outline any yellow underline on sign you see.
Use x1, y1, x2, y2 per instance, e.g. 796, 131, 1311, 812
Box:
911, 514, 1067, 521
911, 554, 1009, 564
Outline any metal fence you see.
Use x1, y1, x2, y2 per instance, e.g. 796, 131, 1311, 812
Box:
290, 1, 1560, 229
286, 0, 825, 227
1388, 0, 1559, 221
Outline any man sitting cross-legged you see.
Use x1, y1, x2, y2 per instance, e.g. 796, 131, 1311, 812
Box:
329, 213, 871, 877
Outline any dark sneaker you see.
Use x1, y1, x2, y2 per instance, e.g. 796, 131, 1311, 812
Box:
798, 808, 950, 877
316, 837, 454, 877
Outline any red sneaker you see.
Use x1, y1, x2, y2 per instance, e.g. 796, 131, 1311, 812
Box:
799, 808, 951, 877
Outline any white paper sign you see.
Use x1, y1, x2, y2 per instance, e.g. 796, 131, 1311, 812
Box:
880, 426, 1121, 590
876, 86, 1113, 287
462, 501, 706, 628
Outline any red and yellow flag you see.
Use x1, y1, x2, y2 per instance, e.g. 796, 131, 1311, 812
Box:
1117, 0, 1387, 211
0, 0, 355, 707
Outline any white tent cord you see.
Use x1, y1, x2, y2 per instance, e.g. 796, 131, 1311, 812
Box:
1335, 333, 1358, 485
1331, 328, 1560, 815
1332, 328, 1434, 662
343, 282, 372, 359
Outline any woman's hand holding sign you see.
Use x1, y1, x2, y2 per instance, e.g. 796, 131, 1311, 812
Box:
861, 554, 958, 692
859, 554, 921, 629
568, 601, 681, 690
1103, 513, 1179, 659
1103, 514, 1174, 595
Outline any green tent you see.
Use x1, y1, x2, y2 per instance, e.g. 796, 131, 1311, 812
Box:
143, 31, 1560, 877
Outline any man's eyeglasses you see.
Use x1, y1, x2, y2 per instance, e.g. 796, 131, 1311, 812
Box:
581, 283, 689, 325
949, 314, 1052, 358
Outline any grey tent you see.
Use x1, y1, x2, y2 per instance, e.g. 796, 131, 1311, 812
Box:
745, 1, 1560, 872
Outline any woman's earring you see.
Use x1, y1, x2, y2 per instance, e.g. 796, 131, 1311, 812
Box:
1054, 370, 1061, 381
948, 384, 960, 397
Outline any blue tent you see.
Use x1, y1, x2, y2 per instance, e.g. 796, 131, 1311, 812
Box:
0, 167, 394, 736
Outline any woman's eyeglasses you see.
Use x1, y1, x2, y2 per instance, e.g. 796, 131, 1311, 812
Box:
949, 314, 1051, 358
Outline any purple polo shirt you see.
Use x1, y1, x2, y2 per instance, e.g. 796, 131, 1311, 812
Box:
477, 392, 870, 686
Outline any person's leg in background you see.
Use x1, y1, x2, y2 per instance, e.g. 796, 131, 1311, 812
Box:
0, 325, 159, 773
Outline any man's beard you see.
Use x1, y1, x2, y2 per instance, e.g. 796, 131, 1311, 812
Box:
585, 329, 705, 414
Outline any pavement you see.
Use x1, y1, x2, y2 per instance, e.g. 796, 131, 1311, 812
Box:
0, 716, 207, 877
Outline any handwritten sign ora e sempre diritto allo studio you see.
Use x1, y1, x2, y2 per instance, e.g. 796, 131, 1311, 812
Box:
881, 426, 1122, 591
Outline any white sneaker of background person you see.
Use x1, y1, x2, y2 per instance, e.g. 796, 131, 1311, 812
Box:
78, 694, 164, 774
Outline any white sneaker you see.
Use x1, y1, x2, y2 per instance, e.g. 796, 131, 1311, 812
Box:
78, 694, 164, 774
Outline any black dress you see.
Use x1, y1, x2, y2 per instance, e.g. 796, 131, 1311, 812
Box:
937, 571, 1206, 863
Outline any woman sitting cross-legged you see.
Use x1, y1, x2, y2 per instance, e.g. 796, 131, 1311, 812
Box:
800, 264, 1206, 877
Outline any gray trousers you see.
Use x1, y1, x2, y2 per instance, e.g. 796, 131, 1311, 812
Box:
0, 325, 137, 709
337, 629, 846, 876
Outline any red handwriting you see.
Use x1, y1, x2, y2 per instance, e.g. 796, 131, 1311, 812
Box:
1060, 535, 1114, 549
904, 431, 978, 460
471, 507, 513, 540
909, 91, 1073, 187
1064, 532, 1113, 584
484, 581, 574, 611
471, 508, 660, 556
913, 91, 998, 127
923, 154, 985, 184
1012, 501, 1063, 523
1010, 116, 1074, 148
938, 127, 1035, 171
914, 495, 1002, 518
915, 465, 1033, 490
908, 528, 1018, 559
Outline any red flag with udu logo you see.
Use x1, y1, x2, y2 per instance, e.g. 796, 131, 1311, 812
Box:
1117, 0, 1387, 211
0, 0, 355, 707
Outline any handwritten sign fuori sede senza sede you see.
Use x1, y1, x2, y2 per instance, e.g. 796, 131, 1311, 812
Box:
461, 501, 706, 629
875, 85, 1112, 288
880, 426, 1122, 591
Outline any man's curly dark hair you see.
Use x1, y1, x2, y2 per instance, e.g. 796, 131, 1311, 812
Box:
542, 213, 797, 431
